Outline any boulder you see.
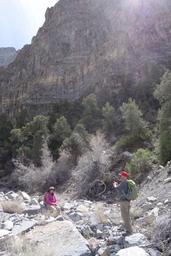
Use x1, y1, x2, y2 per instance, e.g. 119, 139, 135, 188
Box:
116, 246, 150, 256
12, 219, 37, 236
5, 192, 18, 200
125, 233, 149, 247
0, 229, 10, 238
2, 220, 13, 231
18, 191, 31, 202
25, 220, 91, 256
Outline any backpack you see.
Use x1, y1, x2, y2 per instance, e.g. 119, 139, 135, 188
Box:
127, 179, 138, 201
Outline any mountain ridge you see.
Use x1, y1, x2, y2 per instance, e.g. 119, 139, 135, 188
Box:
1, 0, 171, 115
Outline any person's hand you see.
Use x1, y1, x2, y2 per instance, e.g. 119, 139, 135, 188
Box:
113, 181, 118, 188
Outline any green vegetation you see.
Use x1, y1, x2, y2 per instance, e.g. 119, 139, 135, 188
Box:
125, 149, 152, 182
154, 71, 171, 164
1, 68, 171, 188
48, 116, 71, 160
120, 98, 148, 139
102, 102, 117, 135
10, 115, 48, 166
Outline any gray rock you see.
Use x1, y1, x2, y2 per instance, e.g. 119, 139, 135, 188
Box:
24, 220, 91, 256
5, 191, 18, 200
147, 197, 157, 203
146, 248, 162, 256
19, 191, 31, 202
116, 246, 150, 256
164, 177, 171, 184
0, 229, 10, 238
2, 220, 13, 231
12, 219, 37, 236
24, 205, 41, 215
68, 212, 83, 222
98, 247, 109, 256
125, 233, 149, 247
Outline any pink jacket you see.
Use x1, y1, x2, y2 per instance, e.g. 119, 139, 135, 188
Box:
44, 192, 57, 206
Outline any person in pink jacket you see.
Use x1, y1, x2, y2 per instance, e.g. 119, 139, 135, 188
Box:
44, 186, 58, 212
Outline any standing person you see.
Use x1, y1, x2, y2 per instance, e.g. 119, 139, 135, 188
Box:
113, 171, 133, 235
44, 186, 59, 215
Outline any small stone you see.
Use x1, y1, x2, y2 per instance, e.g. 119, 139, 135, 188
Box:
164, 177, 171, 184
88, 237, 99, 252
98, 247, 109, 256
157, 202, 163, 207
31, 198, 40, 206
147, 197, 157, 203
164, 199, 169, 204
148, 207, 159, 218
68, 212, 83, 222
56, 215, 64, 221
96, 229, 103, 238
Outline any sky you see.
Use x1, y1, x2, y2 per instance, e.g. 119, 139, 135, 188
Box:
0, 0, 58, 50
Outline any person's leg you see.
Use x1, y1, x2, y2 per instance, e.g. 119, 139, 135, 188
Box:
120, 201, 132, 234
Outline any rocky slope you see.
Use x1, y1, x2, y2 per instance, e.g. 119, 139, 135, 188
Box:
1, 0, 171, 114
0, 48, 17, 67
0, 163, 171, 255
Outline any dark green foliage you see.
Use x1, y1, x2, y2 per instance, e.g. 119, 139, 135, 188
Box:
125, 149, 152, 182
62, 123, 89, 164
81, 94, 101, 132
48, 116, 71, 160
154, 71, 171, 164
120, 98, 149, 139
158, 102, 171, 164
10, 115, 48, 166
0, 114, 13, 172
102, 102, 117, 135
49, 101, 83, 130
15, 109, 30, 128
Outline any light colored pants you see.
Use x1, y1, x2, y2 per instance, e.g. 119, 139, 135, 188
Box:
120, 201, 132, 234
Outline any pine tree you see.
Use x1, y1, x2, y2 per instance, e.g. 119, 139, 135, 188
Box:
154, 71, 171, 164
120, 98, 148, 138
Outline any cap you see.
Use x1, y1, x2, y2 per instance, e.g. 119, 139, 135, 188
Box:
119, 171, 129, 178
49, 186, 55, 191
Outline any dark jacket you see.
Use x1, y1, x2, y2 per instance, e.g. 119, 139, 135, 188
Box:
117, 181, 130, 201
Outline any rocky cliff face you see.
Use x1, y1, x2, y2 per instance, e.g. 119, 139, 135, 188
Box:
0, 47, 17, 67
1, 0, 171, 114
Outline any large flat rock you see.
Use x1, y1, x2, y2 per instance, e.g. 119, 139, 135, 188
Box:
25, 220, 91, 256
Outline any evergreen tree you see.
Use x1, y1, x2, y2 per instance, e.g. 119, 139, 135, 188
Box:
102, 102, 117, 135
154, 71, 171, 164
62, 123, 89, 164
81, 94, 101, 132
10, 115, 48, 166
120, 98, 148, 139
48, 116, 71, 160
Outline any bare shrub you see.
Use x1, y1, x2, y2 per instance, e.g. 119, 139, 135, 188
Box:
12, 143, 72, 193
0, 200, 24, 214
153, 214, 171, 255
73, 132, 113, 198
12, 143, 53, 193
46, 151, 72, 188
